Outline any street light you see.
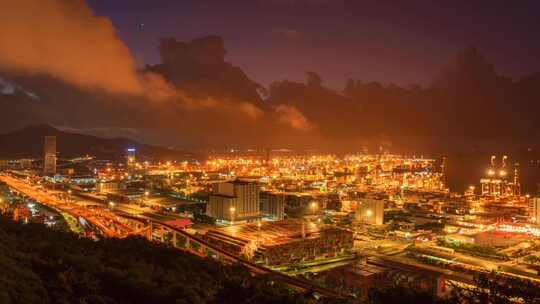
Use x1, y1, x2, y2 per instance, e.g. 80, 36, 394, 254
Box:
109, 201, 115, 211
310, 202, 317, 214
65, 189, 72, 203
230, 206, 236, 225
142, 191, 149, 207
257, 221, 262, 247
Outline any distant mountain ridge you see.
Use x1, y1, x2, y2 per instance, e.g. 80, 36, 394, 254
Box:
0, 124, 192, 160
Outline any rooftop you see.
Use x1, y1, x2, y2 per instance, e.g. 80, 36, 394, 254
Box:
210, 194, 236, 199
211, 219, 335, 247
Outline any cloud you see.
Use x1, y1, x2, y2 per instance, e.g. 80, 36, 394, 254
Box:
276, 29, 302, 40
140, 72, 263, 119
0, 0, 142, 94
260, 0, 343, 7
56, 126, 142, 139
275, 104, 313, 130
0, 76, 40, 100
0, 78, 16, 95
140, 72, 178, 101
183, 95, 264, 120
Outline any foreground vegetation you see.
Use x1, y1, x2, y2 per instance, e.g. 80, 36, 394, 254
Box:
1, 215, 540, 303
0, 216, 324, 304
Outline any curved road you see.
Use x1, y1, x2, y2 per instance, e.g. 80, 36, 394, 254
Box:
1, 174, 346, 299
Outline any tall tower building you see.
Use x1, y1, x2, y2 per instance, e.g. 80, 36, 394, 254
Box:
126, 148, 136, 167
440, 155, 448, 189
43, 136, 56, 175
513, 163, 521, 196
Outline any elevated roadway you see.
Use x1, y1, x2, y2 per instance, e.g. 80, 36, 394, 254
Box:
1, 173, 345, 299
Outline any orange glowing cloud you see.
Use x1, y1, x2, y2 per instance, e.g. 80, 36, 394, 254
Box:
275, 104, 313, 130
141, 72, 263, 119
0, 0, 143, 94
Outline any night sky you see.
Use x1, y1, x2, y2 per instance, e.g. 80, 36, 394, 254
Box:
3, 0, 540, 190
87, 0, 540, 88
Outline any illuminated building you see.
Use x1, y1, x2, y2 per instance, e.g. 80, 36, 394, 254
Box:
13, 207, 31, 222
207, 180, 260, 223
126, 148, 136, 168
440, 156, 447, 189
43, 136, 56, 175
19, 159, 33, 169
340, 200, 358, 213
529, 198, 540, 224
96, 181, 125, 193
207, 194, 237, 222
260, 191, 285, 221
203, 220, 353, 265
356, 198, 384, 225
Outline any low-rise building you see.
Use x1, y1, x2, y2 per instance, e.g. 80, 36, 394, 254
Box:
202, 219, 353, 265
356, 198, 385, 225
260, 191, 285, 221
529, 198, 540, 224
207, 180, 260, 223
96, 181, 126, 193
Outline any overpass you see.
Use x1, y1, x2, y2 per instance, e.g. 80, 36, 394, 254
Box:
1, 175, 144, 238
0, 174, 346, 299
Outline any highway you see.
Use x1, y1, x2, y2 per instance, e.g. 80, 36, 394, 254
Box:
1, 174, 135, 237
271, 255, 358, 276
0, 173, 346, 299
412, 242, 540, 283
72, 191, 186, 223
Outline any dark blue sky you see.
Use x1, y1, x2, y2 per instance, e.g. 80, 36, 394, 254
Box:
87, 0, 540, 88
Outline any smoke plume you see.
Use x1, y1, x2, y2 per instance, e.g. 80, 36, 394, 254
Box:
0, 0, 142, 94
140, 72, 263, 119
275, 104, 313, 130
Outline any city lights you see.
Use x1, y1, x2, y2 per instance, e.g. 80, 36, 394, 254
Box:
1, 2, 539, 299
